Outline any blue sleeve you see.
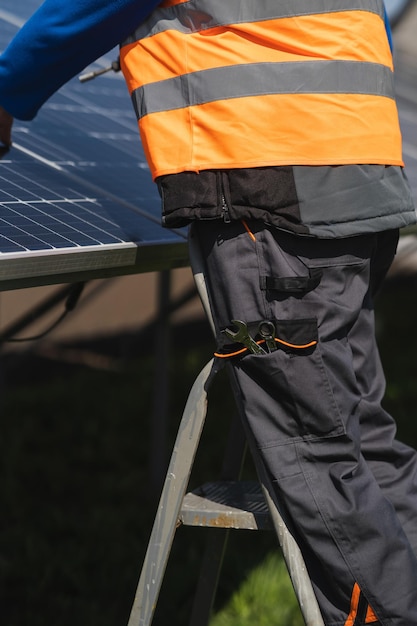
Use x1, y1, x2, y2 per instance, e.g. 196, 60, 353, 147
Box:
0, 0, 160, 120
384, 3, 393, 52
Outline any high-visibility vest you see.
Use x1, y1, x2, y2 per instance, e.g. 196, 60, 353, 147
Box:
120, 0, 403, 180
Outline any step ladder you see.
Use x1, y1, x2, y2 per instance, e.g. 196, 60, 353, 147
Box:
126, 236, 325, 626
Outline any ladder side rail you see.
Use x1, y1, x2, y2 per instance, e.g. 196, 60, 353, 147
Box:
127, 358, 218, 626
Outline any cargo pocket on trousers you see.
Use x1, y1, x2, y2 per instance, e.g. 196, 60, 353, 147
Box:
237, 317, 346, 446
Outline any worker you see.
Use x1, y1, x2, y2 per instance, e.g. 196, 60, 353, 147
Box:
1, 2, 417, 624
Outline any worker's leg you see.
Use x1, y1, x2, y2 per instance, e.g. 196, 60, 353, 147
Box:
190, 221, 417, 626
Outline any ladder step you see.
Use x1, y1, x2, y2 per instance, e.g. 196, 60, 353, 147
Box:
179, 480, 272, 530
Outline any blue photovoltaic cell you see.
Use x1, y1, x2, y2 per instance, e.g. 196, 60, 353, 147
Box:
0, 1, 187, 288
0, 161, 155, 251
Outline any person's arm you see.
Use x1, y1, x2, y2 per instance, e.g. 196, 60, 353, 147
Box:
0, 0, 160, 121
383, 2, 394, 52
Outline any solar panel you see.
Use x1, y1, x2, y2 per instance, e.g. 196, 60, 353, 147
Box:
0, 2, 188, 290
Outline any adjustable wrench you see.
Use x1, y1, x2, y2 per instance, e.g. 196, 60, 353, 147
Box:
222, 320, 266, 355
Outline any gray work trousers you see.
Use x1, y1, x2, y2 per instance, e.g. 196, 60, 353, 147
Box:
190, 220, 417, 626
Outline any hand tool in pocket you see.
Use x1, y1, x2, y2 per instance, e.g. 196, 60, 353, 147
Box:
258, 320, 277, 352
222, 319, 266, 355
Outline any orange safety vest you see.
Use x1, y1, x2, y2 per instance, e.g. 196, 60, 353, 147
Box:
120, 0, 403, 180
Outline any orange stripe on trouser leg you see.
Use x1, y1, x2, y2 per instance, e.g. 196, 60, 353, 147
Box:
344, 583, 379, 625
365, 605, 379, 623
344, 583, 361, 626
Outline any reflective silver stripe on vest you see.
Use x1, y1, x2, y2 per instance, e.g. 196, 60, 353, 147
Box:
122, 0, 384, 44
132, 61, 394, 120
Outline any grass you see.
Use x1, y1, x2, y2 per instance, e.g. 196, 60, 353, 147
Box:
210, 552, 303, 626
0, 278, 416, 626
